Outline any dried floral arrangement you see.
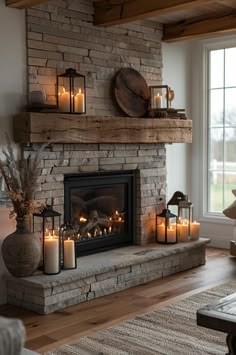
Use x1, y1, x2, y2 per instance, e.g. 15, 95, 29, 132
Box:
0, 135, 45, 218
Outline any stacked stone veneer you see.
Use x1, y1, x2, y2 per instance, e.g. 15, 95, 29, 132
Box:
6, 240, 209, 314
25, 0, 166, 245
26, 0, 163, 111
25, 143, 166, 245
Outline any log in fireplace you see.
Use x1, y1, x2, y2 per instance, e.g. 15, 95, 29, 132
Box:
64, 171, 135, 256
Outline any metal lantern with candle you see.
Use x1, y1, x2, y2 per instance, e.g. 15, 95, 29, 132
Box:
60, 222, 77, 270
33, 205, 61, 275
57, 68, 86, 114
167, 191, 193, 242
149, 85, 169, 110
156, 208, 177, 244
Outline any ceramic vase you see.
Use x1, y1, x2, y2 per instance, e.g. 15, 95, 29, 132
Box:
2, 216, 41, 277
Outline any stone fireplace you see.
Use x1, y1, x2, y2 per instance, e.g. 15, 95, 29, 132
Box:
25, 142, 166, 247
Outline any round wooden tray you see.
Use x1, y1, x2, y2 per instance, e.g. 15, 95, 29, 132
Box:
113, 68, 150, 118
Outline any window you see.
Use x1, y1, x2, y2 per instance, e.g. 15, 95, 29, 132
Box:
208, 47, 236, 213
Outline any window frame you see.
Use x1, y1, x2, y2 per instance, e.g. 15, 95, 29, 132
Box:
197, 37, 236, 225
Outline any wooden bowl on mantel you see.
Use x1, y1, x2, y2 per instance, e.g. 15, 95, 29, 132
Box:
113, 68, 150, 118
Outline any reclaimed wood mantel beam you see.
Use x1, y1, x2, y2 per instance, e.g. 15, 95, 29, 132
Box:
13, 113, 192, 144
163, 10, 236, 42
94, 0, 216, 26
6, 0, 48, 9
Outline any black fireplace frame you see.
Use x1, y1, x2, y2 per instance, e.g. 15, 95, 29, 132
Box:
64, 170, 136, 256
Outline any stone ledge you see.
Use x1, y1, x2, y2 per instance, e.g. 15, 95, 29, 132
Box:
6, 239, 209, 314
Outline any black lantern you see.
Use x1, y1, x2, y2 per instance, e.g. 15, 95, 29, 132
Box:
167, 191, 193, 242
33, 205, 61, 275
57, 68, 86, 114
60, 222, 77, 270
149, 85, 169, 110
156, 208, 177, 244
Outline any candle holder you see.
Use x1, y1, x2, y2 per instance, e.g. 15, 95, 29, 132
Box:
167, 87, 175, 108
149, 85, 169, 110
33, 205, 61, 274
156, 208, 177, 244
167, 191, 193, 241
57, 68, 86, 114
60, 222, 77, 270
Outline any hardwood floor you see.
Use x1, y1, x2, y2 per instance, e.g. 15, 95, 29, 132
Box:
1, 247, 236, 354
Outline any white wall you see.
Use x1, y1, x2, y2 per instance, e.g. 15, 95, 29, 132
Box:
162, 41, 193, 203
0, 0, 26, 304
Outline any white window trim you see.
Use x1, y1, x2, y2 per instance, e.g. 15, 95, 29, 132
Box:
192, 35, 236, 226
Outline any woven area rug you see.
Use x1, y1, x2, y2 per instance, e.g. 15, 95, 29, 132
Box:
46, 281, 236, 355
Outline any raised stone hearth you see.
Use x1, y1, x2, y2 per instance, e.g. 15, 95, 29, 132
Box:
6, 239, 209, 314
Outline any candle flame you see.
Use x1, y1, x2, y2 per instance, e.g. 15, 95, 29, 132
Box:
80, 217, 87, 223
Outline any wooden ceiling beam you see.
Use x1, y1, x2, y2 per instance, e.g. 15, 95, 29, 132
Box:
94, 0, 216, 27
6, 0, 48, 9
163, 10, 236, 42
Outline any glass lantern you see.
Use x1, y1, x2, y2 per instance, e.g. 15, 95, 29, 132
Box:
167, 191, 193, 242
149, 85, 169, 110
156, 208, 177, 244
60, 222, 77, 270
57, 68, 86, 114
33, 205, 61, 275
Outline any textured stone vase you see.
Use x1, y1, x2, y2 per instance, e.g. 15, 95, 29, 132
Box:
2, 217, 41, 277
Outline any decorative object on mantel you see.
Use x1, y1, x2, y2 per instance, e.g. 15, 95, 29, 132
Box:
0, 135, 44, 277
148, 108, 187, 119
167, 87, 175, 107
57, 68, 86, 114
149, 85, 169, 110
60, 222, 77, 270
156, 208, 177, 244
33, 205, 61, 275
223, 189, 236, 256
113, 68, 150, 117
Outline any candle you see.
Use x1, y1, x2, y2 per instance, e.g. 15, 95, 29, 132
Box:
58, 87, 70, 112
155, 93, 162, 109
190, 221, 200, 240
157, 223, 165, 242
167, 226, 176, 243
74, 89, 85, 113
64, 238, 76, 269
44, 233, 60, 274
178, 223, 189, 242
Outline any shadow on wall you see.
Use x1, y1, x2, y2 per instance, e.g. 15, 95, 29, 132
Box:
0, 208, 16, 304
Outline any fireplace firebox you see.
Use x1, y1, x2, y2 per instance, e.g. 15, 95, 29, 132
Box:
64, 171, 135, 256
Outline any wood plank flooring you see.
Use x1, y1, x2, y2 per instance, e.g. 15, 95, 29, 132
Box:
0, 247, 236, 354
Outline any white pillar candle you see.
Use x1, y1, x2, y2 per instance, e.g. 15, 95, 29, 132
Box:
167, 226, 176, 243
178, 223, 189, 242
155, 93, 162, 109
44, 234, 60, 274
58, 87, 70, 112
190, 221, 200, 240
74, 89, 85, 113
64, 238, 76, 269
157, 223, 165, 242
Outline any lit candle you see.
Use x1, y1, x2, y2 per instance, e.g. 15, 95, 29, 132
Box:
167, 226, 176, 243
155, 93, 162, 109
157, 223, 165, 242
64, 238, 76, 269
58, 87, 70, 112
190, 221, 200, 240
178, 222, 189, 242
80, 217, 87, 223
74, 89, 85, 113
44, 232, 60, 274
